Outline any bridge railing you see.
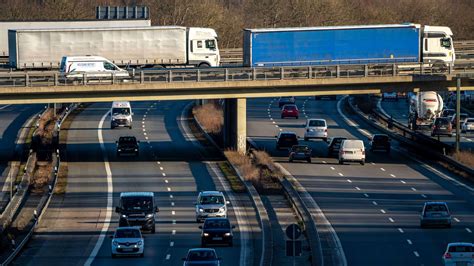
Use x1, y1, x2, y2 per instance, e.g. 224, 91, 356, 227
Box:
0, 62, 459, 87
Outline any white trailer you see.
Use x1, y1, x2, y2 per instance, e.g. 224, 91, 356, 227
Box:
0, 20, 151, 57
408, 91, 444, 129
8, 26, 220, 69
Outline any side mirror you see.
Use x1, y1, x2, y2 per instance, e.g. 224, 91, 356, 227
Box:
154, 206, 159, 213
115, 141, 118, 144
198, 226, 203, 229
274, 135, 278, 138
115, 206, 121, 213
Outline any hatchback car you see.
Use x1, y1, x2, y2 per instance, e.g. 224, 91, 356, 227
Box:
304, 119, 327, 141
442, 242, 473, 266
326, 137, 347, 157
420, 202, 452, 228
195, 191, 229, 223
276, 132, 299, 150
289, 145, 312, 163
462, 118, 474, 133
199, 218, 235, 247
368, 134, 391, 153
451, 113, 469, 128
442, 108, 456, 118
339, 139, 365, 165
432, 117, 453, 137
281, 104, 299, 119
182, 248, 221, 266
111, 227, 144, 258
278, 96, 296, 108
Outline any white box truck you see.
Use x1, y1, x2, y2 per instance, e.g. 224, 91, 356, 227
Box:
0, 20, 151, 57
8, 26, 220, 69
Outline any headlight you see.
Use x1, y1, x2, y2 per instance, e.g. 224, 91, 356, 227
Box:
121, 214, 127, 218
199, 208, 204, 213
220, 207, 226, 212
118, 149, 122, 151
137, 240, 143, 246
112, 241, 118, 246
134, 149, 138, 151
203, 233, 209, 237
224, 233, 231, 236
112, 118, 116, 121
146, 213, 153, 218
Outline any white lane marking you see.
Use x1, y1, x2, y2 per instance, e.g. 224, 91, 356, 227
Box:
142, 124, 145, 128
166, 254, 171, 260
169, 194, 173, 199
143, 132, 147, 136
279, 128, 282, 131
272, 121, 275, 123
172, 230, 176, 235
142, 117, 145, 121
172, 220, 176, 224
421, 194, 427, 198
142, 128, 146, 132
162, 173, 166, 176
165, 180, 169, 183
401, 180, 406, 184
467, 228, 472, 233
167, 187, 171, 191
407, 239, 413, 245
398, 228, 404, 233
275, 125, 279, 128
380, 209, 386, 214
338, 173, 344, 177
380, 168, 386, 171
454, 218, 460, 222
157, 161, 161, 164
389, 217, 395, 223
142, 121, 145, 124
170, 242, 174, 247
355, 187, 361, 191
372, 201, 378, 206
145, 136, 149, 140
160, 167, 164, 170
390, 174, 396, 178
371, 162, 376, 165
171, 202, 175, 206
84, 111, 113, 266
347, 179, 352, 183
411, 187, 417, 191
330, 167, 335, 170
413, 251, 420, 257
0, 104, 11, 110
144, 114, 147, 118
364, 193, 369, 198
322, 160, 327, 164
171, 211, 175, 215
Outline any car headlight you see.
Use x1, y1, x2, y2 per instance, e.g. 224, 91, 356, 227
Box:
146, 213, 153, 218
118, 149, 122, 151
224, 233, 231, 236
199, 208, 204, 213
220, 207, 226, 212
112, 241, 118, 246
121, 214, 127, 218
137, 240, 143, 246
203, 233, 209, 237
134, 149, 138, 151
112, 118, 116, 121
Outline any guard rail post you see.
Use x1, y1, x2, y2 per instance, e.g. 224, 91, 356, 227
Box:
280, 67, 284, 80
82, 73, 87, 85
168, 70, 172, 83
25, 73, 29, 87
392, 64, 396, 76
253, 68, 257, 81
111, 73, 115, 85
308, 66, 312, 79
364, 65, 368, 77
197, 69, 201, 82
224, 68, 229, 81
336, 65, 340, 78
54, 73, 58, 86
140, 71, 144, 84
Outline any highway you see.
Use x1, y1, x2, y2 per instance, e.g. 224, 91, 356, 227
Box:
0, 104, 42, 206
247, 96, 474, 266
379, 99, 474, 151
13, 100, 260, 265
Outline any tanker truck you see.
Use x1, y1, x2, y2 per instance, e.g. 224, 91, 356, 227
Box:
408, 91, 444, 130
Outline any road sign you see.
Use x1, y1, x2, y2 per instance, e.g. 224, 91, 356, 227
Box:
286, 240, 302, 256
286, 224, 302, 240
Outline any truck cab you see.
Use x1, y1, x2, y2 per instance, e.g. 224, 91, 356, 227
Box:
115, 192, 159, 233
422, 26, 455, 67
111, 101, 133, 129
187, 28, 220, 67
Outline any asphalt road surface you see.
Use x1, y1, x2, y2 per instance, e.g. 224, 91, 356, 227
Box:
248, 96, 474, 266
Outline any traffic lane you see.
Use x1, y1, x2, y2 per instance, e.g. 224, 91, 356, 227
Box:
92, 100, 244, 266
13, 103, 109, 266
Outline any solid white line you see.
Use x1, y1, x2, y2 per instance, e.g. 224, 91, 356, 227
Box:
170, 242, 174, 247
0, 104, 11, 110
380, 209, 386, 214
466, 228, 472, 233
398, 228, 404, 233
372, 201, 378, 206
407, 239, 413, 245
454, 217, 460, 222
84, 111, 114, 266
166, 254, 171, 260
389, 217, 395, 223
413, 251, 419, 257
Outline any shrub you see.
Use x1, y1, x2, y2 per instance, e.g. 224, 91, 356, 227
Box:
193, 103, 223, 134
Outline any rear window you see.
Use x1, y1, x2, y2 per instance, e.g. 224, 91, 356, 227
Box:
204, 219, 230, 229
466, 119, 474, 123
309, 120, 326, 127
373, 135, 388, 141
284, 105, 297, 110
343, 140, 363, 149
448, 245, 472, 253
281, 134, 296, 139
435, 118, 450, 126
425, 204, 447, 212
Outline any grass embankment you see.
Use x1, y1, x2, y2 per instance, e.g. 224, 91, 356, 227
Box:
193, 103, 223, 134
452, 151, 474, 168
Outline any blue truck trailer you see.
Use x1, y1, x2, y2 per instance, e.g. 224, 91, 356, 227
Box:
243, 24, 454, 67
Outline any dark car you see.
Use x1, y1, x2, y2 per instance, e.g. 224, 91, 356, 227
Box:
276, 132, 299, 150
442, 108, 455, 118
431, 117, 453, 137
289, 145, 312, 163
278, 96, 296, 108
281, 104, 299, 119
368, 134, 391, 153
182, 248, 221, 266
199, 218, 235, 247
420, 202, 452, 228
116, 136, 140, 156
327, 137, 347, 157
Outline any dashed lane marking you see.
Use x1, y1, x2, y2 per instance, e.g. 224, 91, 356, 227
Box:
171, 211, 175, 215
355, 187, 361, 191
421, 194, 427, 198
338, 173, 344, 176
160, 167, 164, 170
172, 220, 176, 224
330, 167, 335, 170
398, 228, 404, 233
407, 239, 412, 245
172, 230, 176, 235
364, 193, 369, 198
167, 187, 171, 191
171, 202, 175, 206
467, 228, 472, 233
165, 180, 169, 183
390, 174, 396, 177
411, 187, 417, 191
413, 251, 419, 257
380, 209, 386, 214
389, 217, 395, 223
372, 201, 378, 206
380, 168, 386, 171
454, 218, 460, 222
401, 180, 406, 184
169, 195, 173, 199
166, 254, 171, 260
162, 173, 166, 176
347, 179, 352, 183
170, 242, 174, 247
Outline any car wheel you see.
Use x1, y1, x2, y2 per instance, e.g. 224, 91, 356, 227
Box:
140, 252, 144, 258
307, 158, 311, 163
151, 225, 156, 234
323, 138, 327, 142
360, 160, 365, 165
339, 160, 343, 165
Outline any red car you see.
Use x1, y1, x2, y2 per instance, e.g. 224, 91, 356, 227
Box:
281, 104, 299, 119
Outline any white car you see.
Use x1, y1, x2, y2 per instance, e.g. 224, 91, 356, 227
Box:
111, 227, 144, 258
462, 118, 474, 133
195, 191, 229, 223
60, 55, 130, 79
304, 119, 327, 141
442, 242, 473, 266
338, 139, 365, 165
382, 92, 398, 101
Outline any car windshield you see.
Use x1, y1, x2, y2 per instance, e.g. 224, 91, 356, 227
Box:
466, 119, 474, 123
112, 107, 130, 115
425, 204, 447, 212
204, 219, 230, 229
308, 120, 325, 127
115, 229, 141, 238
448, 245, 472, 252
200, 195, 224, 205
187, 250, 217, 261
119, 137, 136, 143
122, 196, 153, 212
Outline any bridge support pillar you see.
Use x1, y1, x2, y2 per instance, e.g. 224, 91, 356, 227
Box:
224, 98, 247, 154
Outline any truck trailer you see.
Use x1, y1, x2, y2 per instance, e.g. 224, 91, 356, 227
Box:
0, 20, 151, 57
243, 24, 455, 68
8, 26, 220, 69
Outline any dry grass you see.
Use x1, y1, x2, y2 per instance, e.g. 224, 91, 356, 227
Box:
224, 150, 259, 182
452, 150, 474, 168
217, 162, 246, 193
54, 162, 68, 194
31, 164, 52, 194
252, 150, 284, 179
193, 103, 223, 134
35, 108, 56, 146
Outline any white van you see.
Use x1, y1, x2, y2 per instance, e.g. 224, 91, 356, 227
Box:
60, 56, 130, 79
111, 101, 133, 129
338, 139, 365, 165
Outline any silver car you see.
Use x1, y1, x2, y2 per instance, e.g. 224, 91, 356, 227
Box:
195, 191, 229, 223
442, 242, 473, 266
111, 227, 144, 258
420, 202, 452, 228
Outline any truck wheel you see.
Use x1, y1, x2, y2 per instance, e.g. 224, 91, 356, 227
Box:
360, 160, 365, 165
199, 63, 210, 68
339, 160, 343, 165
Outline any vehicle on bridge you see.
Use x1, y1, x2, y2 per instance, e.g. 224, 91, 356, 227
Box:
111, 226, 144, 258
408, 91, 444, 130
116, 136, 140, 156
338, 139, 365, 165
9, 26, 220, 69
60, 56, 130, 79
182, 248, 221, 266
243, 24, 455, 68
115, 192, 159, 233
111, 101, 133, 129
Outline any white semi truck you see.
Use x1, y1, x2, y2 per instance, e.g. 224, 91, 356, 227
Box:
0, 20, 151, 57
408, 91, 444, 130
8, 26, 220, 69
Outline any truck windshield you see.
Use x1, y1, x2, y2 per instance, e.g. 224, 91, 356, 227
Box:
440, 38, 451, 49
200, 195, 224, 205
112, 108, 130, 115
122, 197, 153, 212
205, 40, 216, 50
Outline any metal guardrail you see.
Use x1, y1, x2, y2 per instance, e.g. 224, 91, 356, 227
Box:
0, 63, 468, 88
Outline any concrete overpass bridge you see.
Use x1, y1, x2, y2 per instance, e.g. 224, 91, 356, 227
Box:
0, 63, 473, 153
